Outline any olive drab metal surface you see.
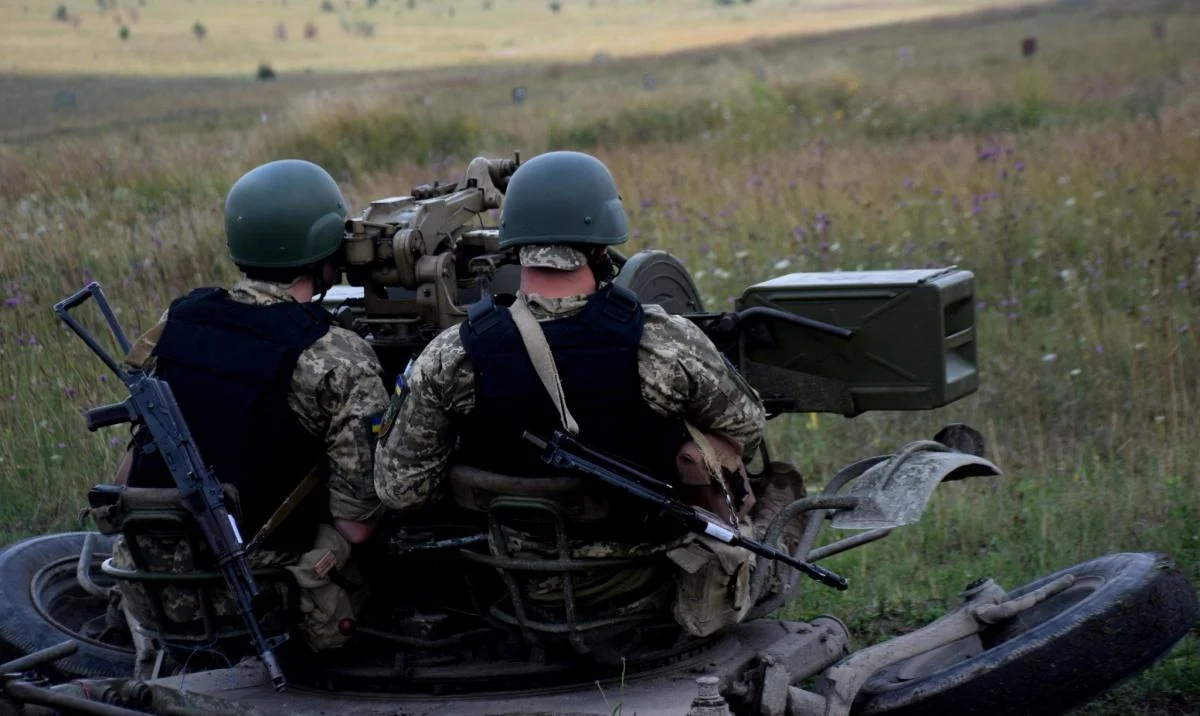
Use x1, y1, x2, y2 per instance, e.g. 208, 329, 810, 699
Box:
734, 267, 977, 415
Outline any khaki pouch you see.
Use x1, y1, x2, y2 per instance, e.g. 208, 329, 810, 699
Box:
666, 526, 756, 638
285, 524, 358, 651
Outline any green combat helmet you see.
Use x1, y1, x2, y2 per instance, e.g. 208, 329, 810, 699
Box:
225, 159, 348, 268
498, 151, 629, 250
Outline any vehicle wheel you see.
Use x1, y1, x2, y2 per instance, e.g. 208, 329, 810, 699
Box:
0, 532, 136, 679
852, 552, 1199, 716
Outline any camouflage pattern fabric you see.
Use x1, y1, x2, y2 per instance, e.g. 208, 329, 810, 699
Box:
126, 279, 388, 522
113, 525, 359, 675
374, 289, 766, 510
114, 278, 386, 669
519, 245, 588, 270
373, 284, 767, 637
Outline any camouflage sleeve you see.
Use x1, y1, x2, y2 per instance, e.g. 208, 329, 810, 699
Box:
292, 327, 389, 522
373, 327, 475, 511
638, 306, 766, 454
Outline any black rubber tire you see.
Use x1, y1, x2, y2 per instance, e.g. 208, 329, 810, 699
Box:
0, 532, 136, 679
852, 552, 1199, 716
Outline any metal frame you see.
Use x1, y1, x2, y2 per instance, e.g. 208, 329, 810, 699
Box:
457, 496, 672, 655
99, 507, 292, 657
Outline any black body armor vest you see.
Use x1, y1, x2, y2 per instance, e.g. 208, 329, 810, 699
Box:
457, 285, 687, 481
127, 288, 331, 553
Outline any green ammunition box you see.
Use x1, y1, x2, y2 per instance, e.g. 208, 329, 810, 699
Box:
734, 267, 977, 415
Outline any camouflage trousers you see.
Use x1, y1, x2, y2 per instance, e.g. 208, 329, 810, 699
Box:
112, 524, 359, 679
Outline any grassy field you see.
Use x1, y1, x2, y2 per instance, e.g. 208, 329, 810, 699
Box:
2, 0, 1021, 75
1, 0, 1198, 712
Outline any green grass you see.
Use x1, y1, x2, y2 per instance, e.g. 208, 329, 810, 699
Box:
0, 0, 1197, 711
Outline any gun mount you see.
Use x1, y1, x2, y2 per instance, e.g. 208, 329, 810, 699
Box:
338, 154, 521, 360
330, 153, 979, 417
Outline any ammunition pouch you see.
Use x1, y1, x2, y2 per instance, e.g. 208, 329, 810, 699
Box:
666, 528, 756, 638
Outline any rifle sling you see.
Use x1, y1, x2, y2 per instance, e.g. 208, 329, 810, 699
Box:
509, 297, 580, 435
246, 464, 324, 553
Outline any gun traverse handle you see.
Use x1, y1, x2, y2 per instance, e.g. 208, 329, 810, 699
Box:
86, 401, 135, 431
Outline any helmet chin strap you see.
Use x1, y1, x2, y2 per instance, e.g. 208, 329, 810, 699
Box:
292, 262, 333, 304
588, 247, 617, 285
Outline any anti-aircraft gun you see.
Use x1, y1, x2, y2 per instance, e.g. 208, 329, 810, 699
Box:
329, 152, 980, 419
333, 154, 522, 380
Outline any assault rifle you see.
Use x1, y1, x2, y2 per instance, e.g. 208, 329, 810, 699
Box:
521, 430, 850, 591
53, 282, 289, 692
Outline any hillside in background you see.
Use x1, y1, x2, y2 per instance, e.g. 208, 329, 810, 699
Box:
3, 0, 1022, 75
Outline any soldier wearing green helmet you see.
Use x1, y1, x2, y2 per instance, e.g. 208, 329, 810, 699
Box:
111, 159, 388, 676
374, 151, 769, 639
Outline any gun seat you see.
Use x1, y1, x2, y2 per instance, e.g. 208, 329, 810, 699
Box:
91, 484, 294, 670
449, 464, 613, 523
447, 465, 680, 660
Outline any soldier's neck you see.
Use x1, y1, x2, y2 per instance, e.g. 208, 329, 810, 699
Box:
520, 267, 597, 299
286, 276, 316, 303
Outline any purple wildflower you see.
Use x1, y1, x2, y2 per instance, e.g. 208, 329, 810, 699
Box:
978, 148, 998, 161
110, 436, 121, 446
814, 213, 830, 235
932, 186, 943, 198
975, 301, 987, 311
1095, 344, 1104, 355
1180, 323, 1190, 334
3, 297, 18, 308
64, 387, 76, 398
1014, 162, 1025, 173
792, 226, 807, 239
57, 442, 66, 449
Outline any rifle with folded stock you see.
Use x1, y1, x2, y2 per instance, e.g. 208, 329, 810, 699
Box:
521, 429, 849, 591
53, 282, 289, 692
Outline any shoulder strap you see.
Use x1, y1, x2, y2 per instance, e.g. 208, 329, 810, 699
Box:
509, 297, 580, 436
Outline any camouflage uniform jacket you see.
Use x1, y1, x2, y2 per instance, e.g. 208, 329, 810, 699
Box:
127, 279, 388, 522
374, 289, 767, 511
